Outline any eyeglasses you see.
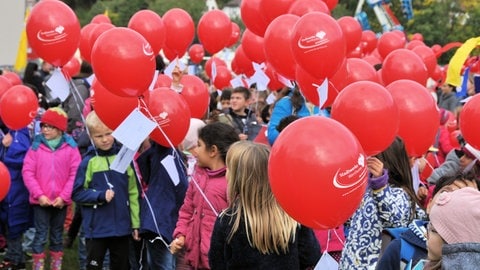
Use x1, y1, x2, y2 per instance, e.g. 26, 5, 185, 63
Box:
426, 222, 438, 239
40, 123, 56, 131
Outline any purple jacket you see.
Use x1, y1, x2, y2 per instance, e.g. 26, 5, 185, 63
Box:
173, 165, 229, 269
22, 134, 81, 205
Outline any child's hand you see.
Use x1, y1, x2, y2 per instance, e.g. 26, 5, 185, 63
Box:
367, 157, 384, 178
417, 185, 428, 201
132, 229, 140, 241
105, 189, 115, 203
170, 236, 185, 254
52, 197, 65, 208
39, 195, 52, 207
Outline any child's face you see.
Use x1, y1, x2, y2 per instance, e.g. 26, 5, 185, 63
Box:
41, 123, 62, 140
230, 93, 248, 113
426, 222, 444, 261
90, 125, 114, 151
192, 139, 214, 169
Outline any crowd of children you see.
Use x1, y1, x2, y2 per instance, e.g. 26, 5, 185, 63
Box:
0, 56, 480, 270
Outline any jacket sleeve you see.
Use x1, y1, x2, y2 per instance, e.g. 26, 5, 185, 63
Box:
427, 149, 460, 185
173, 179, 196, 239
22, 149, 44, 201
298, 226, 321, 269
208, 215, 228, 270
127, 165, 140, 229
59, 147, 82, 205
2, 129, 30, 169
268, 97, 292, 145
438, 128, 454, 158
72, 157, 105, 204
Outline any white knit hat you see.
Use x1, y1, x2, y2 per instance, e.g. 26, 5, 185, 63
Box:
430, 187, 480, 244
182, 118, 206, 151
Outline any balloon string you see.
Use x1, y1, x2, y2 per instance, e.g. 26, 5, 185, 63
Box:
136, 96, 220, 217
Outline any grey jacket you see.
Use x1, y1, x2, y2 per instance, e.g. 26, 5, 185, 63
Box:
442, 242, 480, 269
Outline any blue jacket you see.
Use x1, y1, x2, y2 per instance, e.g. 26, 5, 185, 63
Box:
136, 142, 188, 243
72, 144, 140, 238
0, 128, 32, 239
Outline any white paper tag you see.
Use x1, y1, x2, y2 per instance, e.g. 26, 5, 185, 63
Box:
46, 68, 70, 101
314, 78, 329, 109
314, 251, 339, 270
161, 154, 180, 186
112, 108, 156, 151
110, 145, 137, 173
86, 74, 95, 86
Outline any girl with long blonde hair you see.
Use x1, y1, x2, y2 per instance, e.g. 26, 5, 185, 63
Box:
208, 141, 320, 269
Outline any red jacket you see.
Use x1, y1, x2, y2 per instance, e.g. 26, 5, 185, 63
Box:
173, 166, 229, 269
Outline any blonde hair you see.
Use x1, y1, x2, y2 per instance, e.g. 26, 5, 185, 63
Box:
85, 111, 111, 134
225, 141, 298, 254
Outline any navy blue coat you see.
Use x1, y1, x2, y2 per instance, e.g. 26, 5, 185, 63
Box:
0, 128, 32, 239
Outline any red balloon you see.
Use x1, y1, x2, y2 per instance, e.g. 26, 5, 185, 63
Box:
386, 80, 439, 157
331, 81, 399, 156
163, 8, 195, 57
197, 10, 231, 54
265, 63, 284, 91
241, 0, 270, 37
338, 16, 362, 53
162, 46, 179, 62
180, 75, 210, 118
406, 40, 425, 50
213, 66, 232, 90
0, 162, 11, 201
90, 79, 140, 130
330, 59, 349, 91
0, 76, 13, 99
89, 23, 115, 55
188, 44, 205, 64
62, 57, 81, 78
360, 30, 377, 54
431, 44, 442, 56
91, 14, 111, 24
144, 87, 191, 147
346, 45, 363, 58
260, 0, 295, 22
382, 49, 428, 86
412, 45, 437, 78
291, 12, 346, 80
2, 72, 22, 86
204, 57, 227, 79
392, 30, 407, 44
241, 29, 266, 64
154, 74, 173, 88
91, 27, 156, 97
264, 14, 299, 80
345, 58, 378, 85
459, 94, 480, 149
26, 0, 81, 67
231, 46, 255, 77
362, 54, 382, 67
410, 33, 424, 41
0, 85, 39, 130
226, 22, 241, 48
377, 31, 406, 59
295, 65, 338, 108
288, 0, 330, 16
128, 10, 166, 55
79, 23, 97, 63
269, 116, 368, 229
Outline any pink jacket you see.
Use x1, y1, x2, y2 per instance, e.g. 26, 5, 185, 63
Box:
314, 226, 346, 253
173, 166, 228, 269
22, 138, 81, 205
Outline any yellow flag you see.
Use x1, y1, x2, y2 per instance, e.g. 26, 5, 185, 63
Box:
104, 9, 109, 18
14, 8, 29, 72
446, 37, 480, 87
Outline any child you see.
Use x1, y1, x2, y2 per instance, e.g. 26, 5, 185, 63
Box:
22, 107, 81, 270
0, 125, 31, 270
425, 187, 480, 269
339, 137, 424, 269
208, 141, 321, 269
170, 122, 239, 269
72, 111, 140, 270
135, 139, 189, 269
